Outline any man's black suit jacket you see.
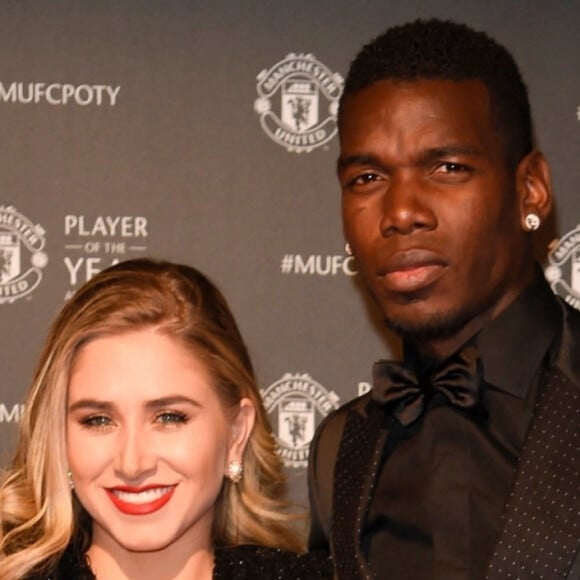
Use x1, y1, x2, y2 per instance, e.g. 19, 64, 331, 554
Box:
308, 296, 580, 579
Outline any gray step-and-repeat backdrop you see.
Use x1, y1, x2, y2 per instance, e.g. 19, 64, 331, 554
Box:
1, 1, 579, 508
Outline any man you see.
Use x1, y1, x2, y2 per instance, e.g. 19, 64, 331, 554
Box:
308, 19, 580, 580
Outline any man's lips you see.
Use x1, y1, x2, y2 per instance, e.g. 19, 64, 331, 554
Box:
377, 250, 447, 293
106, 484, 176, 515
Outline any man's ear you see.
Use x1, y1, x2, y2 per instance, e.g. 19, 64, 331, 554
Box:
227, 398, 256, 463
516, 150, 553, 228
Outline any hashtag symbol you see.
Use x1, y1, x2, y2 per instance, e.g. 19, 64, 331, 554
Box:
280, 255, 294, 274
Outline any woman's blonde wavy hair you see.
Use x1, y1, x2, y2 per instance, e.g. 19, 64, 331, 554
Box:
0, 258, 303, 580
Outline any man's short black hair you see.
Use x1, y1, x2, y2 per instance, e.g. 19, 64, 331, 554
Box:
339, 18, 533, 167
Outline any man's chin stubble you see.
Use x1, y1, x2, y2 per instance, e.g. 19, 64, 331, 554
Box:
384, 306, 484, 344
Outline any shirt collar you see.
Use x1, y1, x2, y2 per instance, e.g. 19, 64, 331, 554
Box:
476, 267, 562, 398
401, 267, 562, 399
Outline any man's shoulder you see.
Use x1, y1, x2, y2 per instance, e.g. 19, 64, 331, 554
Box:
317, 392, 373, 434
330, 391, 375, 416
555, 298, 580, 387
561, 297, 580, 332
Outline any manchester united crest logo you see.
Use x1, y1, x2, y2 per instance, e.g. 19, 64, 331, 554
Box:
254, 53, 343, 153
261, 373, 340, 468
545, 223, 580, 311
0, 206, 48, 304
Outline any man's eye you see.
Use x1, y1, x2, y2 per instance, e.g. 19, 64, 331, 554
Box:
438, 162, 469, 173
356, 173, 378, 183
354, 172, 379, 184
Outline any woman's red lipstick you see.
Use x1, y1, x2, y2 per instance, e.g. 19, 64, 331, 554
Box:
106, 484, 176, 515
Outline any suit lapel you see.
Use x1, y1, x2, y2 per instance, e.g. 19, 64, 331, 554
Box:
332, 401, 387, 580
487, 367, 580, 578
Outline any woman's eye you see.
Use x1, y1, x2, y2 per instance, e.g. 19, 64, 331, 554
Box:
156, 411, 188, 425
81, 415, 113, 429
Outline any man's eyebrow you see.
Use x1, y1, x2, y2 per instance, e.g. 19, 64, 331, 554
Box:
420, 145, 483, 160
337, 145, 482, 170
337, 154, 384, 172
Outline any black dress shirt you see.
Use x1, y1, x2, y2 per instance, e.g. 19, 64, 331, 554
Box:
363, 273, 562, 579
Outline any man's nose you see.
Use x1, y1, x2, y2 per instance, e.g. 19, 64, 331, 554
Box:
379, 173, 437, 236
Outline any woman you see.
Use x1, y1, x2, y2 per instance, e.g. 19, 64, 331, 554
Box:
0, 259, 332, 579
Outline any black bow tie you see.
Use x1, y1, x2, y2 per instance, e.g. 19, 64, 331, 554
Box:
372, 345, 486, 426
